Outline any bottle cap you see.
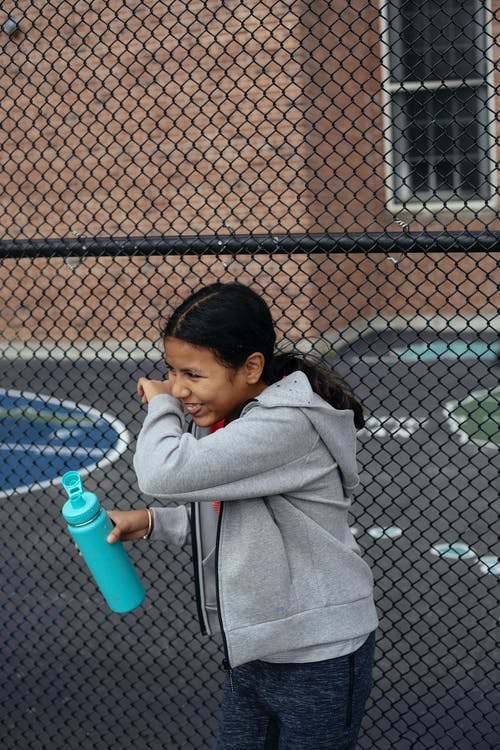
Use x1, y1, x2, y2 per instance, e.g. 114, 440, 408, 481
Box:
61, 471, 100, 525
61, 471, 83, 502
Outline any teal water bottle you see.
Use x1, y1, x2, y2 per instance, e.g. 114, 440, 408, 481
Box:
61, 471, 145, 613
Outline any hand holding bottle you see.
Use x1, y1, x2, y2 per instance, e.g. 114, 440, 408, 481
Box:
107, 509, 153, 544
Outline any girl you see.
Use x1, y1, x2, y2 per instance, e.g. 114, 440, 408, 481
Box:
108, 282, 378, 750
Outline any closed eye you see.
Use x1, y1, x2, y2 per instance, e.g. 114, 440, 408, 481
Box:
165, 363, 203, 379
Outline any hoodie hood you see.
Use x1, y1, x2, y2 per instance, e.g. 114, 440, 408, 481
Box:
245, 371, 359, 495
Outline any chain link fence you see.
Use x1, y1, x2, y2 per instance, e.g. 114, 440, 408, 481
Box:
1, 1, 499, 749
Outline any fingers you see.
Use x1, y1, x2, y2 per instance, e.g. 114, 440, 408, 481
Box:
106, 509, 150, 544
106, 521, 122, 545
136, 377, 171, 404
137, 379, 148, 405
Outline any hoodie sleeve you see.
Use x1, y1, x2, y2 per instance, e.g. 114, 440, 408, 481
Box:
133, 393, 319, 504
149, 505, 190, 545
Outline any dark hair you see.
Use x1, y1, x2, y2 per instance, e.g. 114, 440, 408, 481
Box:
163, 282, 364, 429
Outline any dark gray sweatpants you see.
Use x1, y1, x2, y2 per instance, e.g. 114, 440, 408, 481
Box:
217, 631, 376, 750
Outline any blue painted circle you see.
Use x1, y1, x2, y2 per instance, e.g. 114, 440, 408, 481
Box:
0, 389, 129, 498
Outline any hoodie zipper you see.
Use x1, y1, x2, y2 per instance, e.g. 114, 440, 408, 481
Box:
190, 502, 209, 637
190, 411, 259, 683
187, 421, 210, 637
211, 405, 257, 676
191, 500, 232, 688
215, 501, 232, 684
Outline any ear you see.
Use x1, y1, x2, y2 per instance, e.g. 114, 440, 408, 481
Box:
244, 352, 265, 384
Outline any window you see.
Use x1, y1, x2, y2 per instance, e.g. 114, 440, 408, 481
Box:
381, 0, 495, 208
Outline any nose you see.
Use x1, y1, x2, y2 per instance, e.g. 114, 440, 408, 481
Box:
170, 377, 191, 400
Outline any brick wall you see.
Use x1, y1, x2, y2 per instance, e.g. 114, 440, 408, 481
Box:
0, 1, 498, 349
1, 252, 497, 354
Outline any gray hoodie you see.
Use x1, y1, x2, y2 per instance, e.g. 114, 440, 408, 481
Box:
134, 371, 378, 668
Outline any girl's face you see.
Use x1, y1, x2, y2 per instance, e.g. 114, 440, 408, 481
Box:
164, 337, 267, 427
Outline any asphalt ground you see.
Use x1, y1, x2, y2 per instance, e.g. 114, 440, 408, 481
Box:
1, 331, 498, 749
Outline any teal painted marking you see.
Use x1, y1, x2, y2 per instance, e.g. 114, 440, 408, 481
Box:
430, 542, 477, 561
393, 339, 498, 363
367, 526, 403, 540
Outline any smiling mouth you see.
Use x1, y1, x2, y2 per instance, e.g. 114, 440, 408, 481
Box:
184, 403, 203, 415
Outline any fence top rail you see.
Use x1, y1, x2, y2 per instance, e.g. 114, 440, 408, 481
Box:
0, 231, 499, 260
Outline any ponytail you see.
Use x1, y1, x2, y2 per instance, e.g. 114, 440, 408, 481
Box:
265, 351, 365, 430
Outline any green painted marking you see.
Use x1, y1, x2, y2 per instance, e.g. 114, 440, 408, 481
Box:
449, 386, 500, 447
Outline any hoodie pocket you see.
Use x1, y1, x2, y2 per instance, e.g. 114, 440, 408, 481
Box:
220, 500, 299, 628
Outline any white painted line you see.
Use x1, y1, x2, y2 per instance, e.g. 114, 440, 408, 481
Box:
359, 414, 428, 441
0, 340, 162, 362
